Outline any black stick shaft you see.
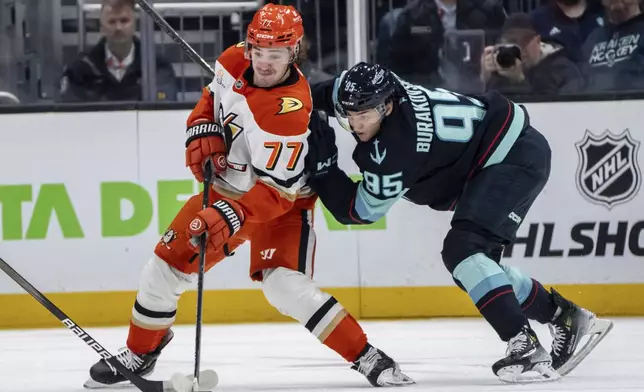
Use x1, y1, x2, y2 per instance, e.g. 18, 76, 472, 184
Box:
134, 0, 215, 79
194, 162, 213, 384
129, 2, 221, 385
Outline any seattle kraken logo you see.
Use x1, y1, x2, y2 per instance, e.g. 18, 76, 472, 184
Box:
370, 139, 387, 165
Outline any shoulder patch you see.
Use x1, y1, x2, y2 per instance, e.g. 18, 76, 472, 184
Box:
235, 41, 246, 48
277, 97, 304, 115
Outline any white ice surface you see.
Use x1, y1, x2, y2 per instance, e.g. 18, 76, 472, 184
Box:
0, 317, 641, 391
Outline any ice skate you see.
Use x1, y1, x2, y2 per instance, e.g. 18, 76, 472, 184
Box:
548, 288, 614, 376
352, 343, 415, 387
83, 329, 174, 389
492, 325, 560, 383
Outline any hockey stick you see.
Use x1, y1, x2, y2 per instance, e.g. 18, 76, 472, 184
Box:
0, 258, 219, 392
192, 162, 215, 391
0, 256, 168, 392
132, 2, 222, 389
134, 0, 215, 79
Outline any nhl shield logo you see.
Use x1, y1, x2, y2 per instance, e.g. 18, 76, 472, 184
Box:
575, 129, 641, 209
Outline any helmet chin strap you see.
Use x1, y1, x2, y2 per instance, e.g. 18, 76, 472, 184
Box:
250, 62, 291, 86
276, 66, 292, 85
276, 44, 299, 84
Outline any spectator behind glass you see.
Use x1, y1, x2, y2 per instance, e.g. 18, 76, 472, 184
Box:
530, 0, 605, 63
58, 0, 177, 102
581, 0, 644, 92
295, 34, 334, 85
481, 13, 584, 94
376, 0, 506, 87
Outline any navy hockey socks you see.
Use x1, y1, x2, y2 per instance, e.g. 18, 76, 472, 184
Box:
521, 279, 559, 324
500, 265, 559, 324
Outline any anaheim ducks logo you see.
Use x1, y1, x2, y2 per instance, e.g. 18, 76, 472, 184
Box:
277, 97, 303, 115
159, 229, 177, 250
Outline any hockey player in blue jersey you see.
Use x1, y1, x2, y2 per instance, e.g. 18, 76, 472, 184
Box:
305, 62, 613, 383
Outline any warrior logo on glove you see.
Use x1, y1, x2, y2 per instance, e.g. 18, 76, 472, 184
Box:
185, 116, 229, 181
189, 219, 203, 232
186, 123, 221, 140
215, 154, 228, 172
213, 200, 243, 234
187, 198, 246, 252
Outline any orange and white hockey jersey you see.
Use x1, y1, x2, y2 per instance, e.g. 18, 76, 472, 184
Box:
187, 42, 315, 224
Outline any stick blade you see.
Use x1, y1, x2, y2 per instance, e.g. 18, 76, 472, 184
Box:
170, 370, 219, 392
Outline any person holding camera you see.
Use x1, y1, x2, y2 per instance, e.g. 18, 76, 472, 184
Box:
480, 13, 584, 95
378, 0, 507, 88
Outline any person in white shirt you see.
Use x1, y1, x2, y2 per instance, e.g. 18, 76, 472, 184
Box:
59, 0, 177, 102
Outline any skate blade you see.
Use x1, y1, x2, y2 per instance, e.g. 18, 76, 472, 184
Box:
170, 370, 219, 392
376, 368, 416, 387
83, 378, 134, 389
557, 317, 613, 377
497, 362, 561, 384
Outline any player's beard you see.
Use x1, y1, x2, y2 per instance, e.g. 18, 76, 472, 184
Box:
253, 65, 290, 88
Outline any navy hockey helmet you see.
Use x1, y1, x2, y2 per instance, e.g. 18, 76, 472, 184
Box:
337, 62, 395, 114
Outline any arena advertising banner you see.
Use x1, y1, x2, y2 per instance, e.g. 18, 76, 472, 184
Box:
502, 101, 643, 284
0, 100, 642, 325
0, 111, 372, 295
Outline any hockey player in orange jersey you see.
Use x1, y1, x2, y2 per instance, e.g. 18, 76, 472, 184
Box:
84, 3, 413, 389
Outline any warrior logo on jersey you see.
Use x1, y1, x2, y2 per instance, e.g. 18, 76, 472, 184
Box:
160, 229, 177, 250
277, 97, 303, 115
575, 129, 641, 209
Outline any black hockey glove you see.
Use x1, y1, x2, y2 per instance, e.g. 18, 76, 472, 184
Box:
305, 111, 339, 178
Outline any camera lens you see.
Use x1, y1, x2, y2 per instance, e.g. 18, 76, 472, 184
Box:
496, 45, 521, 69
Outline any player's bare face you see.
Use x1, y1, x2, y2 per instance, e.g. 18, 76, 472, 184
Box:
346, 109, 383, 142
250, 46, 291, 88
